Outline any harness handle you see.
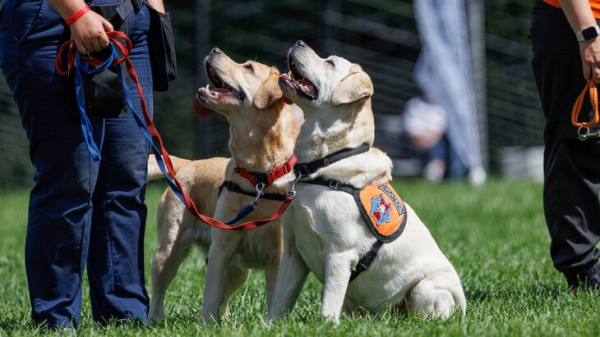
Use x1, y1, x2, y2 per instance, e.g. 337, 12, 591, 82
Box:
572, 80, 600, 128
55, 31, 294, 231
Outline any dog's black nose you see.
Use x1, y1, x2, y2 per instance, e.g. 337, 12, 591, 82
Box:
296, 40, 305, 47
211, 47, 222, 54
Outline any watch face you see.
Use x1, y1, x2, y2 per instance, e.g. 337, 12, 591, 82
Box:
583, 26, 599, 41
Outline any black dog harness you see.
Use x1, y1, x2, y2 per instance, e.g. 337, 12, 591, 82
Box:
294, 145, 408, 283
218, 181, 287, 201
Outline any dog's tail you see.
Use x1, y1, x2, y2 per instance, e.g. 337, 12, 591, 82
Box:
147, 155, 192, 181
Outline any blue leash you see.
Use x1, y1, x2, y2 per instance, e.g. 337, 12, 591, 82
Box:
73, 42, 184, 203
73, 42, 260, 224
73, 44, 118, 161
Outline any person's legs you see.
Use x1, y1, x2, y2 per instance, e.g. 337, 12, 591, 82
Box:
443, 136, 466, 180
531, 0, 600, 289
86, 5, 152, 323
543, 123, 600, 288
0, 0, 101, 328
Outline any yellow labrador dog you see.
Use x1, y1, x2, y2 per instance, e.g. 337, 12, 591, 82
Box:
148, 48, 299, 323
270, 41, 466, 322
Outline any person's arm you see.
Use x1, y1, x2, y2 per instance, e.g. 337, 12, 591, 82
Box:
147, 0, 166, 13
48, 0, 113, 54
560, 0, 600, 82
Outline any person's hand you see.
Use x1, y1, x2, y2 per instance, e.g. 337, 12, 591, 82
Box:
148, 0, 166, 13
69, 11, 114, 54
579, 38, 600, 82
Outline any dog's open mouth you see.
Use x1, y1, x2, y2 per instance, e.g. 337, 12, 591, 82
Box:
281, 56, 318, 101
197, 62, 245, 102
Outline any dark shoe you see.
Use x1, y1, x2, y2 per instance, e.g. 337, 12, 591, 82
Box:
566, 267, 600, 295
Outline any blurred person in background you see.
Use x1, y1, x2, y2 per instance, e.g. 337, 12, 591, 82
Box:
0, 0, 167, 329
412, 0, 486, 186
531, 0, 600, 292
402, 95, 466, 182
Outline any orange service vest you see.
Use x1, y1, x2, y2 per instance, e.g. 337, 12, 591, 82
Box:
543, 0, 600, 19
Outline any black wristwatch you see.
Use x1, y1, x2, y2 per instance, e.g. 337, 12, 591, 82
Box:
577, 25, 600, 42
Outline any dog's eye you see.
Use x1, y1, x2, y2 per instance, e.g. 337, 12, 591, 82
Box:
244, 63, 254, 72
325, 59, 335, 67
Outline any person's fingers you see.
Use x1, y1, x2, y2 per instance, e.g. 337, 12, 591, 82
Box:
102, 19, 114, 32
90, 38, 103, 52
584, 62, 592, 82
593, 66, 600, 83
83, 40, 95, 53
98, 32, 110, 48
76, 43, 87, 54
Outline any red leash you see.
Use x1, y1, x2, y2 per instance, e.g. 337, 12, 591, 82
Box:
55, 31, 294, 230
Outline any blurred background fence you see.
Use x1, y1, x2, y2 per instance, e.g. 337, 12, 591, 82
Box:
0, 0, 541, 187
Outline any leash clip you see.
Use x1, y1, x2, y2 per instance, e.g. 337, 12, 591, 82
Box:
287, 173, 302, 198
577, 126, 600, 141
251, 182, 265, 206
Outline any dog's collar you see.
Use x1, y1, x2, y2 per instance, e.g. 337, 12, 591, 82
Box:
293, 144, 370, 177
235, 155, 297, 187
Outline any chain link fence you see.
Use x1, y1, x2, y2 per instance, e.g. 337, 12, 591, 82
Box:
0, 0, 542, 187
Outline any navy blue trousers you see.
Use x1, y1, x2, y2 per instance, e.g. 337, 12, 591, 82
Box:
0, 0, 152, 328
531, 0, 600, 287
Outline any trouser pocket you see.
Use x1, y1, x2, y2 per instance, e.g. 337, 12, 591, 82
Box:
13, 0, 63, 45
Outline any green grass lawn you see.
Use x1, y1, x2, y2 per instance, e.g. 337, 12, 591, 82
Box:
1, 179, 600, 336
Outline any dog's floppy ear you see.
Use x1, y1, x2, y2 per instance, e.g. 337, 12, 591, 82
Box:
253, 69, 284, 109
331, 65, 374, 106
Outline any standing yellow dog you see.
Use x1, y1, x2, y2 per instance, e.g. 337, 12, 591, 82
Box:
148, 48, 299, 323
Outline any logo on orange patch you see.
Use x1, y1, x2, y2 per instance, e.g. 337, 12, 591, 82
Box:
356, 182, 407, 242
370, 194, 392, 226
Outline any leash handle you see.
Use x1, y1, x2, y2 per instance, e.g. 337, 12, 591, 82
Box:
571, 80, 599, 129
56, 41, 123, 161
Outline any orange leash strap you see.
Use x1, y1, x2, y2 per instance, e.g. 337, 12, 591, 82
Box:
571, 80, 599, 128
571, 80, 600, 140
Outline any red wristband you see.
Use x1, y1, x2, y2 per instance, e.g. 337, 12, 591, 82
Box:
66, 6, 91, 26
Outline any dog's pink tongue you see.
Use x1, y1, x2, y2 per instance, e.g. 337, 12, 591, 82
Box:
193, 99, 215, 117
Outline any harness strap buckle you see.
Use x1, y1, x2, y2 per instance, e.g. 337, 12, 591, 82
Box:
356, 251, 377, 272
253, 172, 272, 185
294, 164, 310, 177
328, 179, 339, 189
